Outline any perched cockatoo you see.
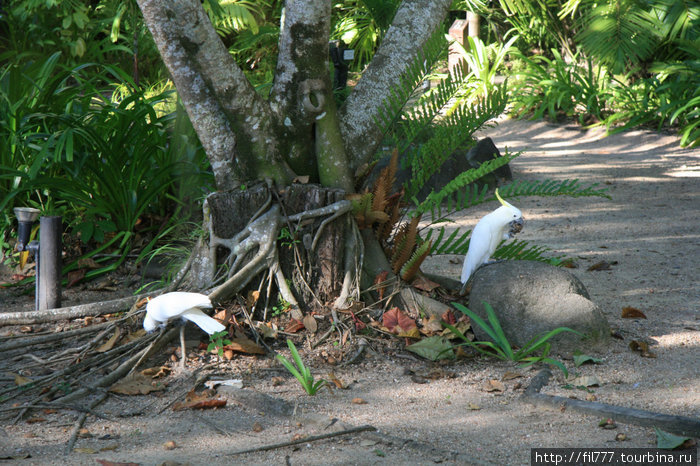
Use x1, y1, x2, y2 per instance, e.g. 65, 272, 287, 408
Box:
143, 292, 226, 369
460, 189, 524, 289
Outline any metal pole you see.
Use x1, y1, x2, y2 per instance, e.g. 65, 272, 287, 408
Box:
38, 216, 62, 310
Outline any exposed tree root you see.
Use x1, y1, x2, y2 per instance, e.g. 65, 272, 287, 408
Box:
0, 293, 148, 325
523, 368, 700, 438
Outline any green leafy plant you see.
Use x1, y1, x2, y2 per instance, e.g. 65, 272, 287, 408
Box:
449, 34, 519, 97
207, 330, 233, 358
445, 302, 579, 376
276, 339, 326, 395
278, 226, 300, 249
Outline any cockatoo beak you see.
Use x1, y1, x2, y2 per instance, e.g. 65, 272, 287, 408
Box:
509, 217, 524, 236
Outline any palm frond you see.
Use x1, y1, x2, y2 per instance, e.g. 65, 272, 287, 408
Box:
576, 0, 661, 73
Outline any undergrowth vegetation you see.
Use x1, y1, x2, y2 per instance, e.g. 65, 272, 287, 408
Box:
1, 0, 696, 288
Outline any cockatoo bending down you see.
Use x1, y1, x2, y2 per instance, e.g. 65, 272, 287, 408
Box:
460, 189, 524, 289
143, 292, 226, 369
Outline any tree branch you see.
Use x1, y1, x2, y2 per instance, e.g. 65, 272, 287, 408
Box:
136, 0, 294, 187
339, 0, 452, 171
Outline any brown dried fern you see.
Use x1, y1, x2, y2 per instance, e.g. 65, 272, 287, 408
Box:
371, 148, 399, 214
376, 190, 404, 244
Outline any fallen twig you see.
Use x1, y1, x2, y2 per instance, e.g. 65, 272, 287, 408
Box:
523, 368, 700, 437
227, 424, 377, 456
64, 392, 109, 455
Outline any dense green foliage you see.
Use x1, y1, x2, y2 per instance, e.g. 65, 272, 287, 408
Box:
1, 0, 696, 284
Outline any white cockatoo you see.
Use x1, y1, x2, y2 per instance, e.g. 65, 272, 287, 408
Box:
143, 292, 225, 334
460, 189, 524, 288
143, 292, 226, 369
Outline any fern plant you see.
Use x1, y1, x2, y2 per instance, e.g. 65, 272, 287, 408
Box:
369, 32, 611, 275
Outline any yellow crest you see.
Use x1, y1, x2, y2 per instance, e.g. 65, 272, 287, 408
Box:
495, 188, 509, 207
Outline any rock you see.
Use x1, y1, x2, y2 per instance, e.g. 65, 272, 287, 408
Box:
365, 137, 512, 202
467, 261, 610, 354
465, 137, 512, 181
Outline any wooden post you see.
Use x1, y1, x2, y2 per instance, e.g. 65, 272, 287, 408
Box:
448, 19, 469, 76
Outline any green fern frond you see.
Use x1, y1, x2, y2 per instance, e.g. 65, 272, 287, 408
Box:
412, 151, 519, 220
402, 85, 510, 199
493, 239, 560, 262
424, 226, 472, 255
395, 66, 471, 151
400, 239, 432, 281
498, 179, 611, 199
374, 30, 448, 136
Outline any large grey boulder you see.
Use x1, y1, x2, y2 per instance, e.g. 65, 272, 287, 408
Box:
467, 261, 610, 354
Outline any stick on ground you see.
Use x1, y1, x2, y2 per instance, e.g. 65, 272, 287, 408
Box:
227, 424, 377, 456
523, 368, 700, 437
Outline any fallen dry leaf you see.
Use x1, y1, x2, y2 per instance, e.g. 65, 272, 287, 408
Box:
12, 373, 32, 386
615, 433, 627, 441
441, 309, 457, 325
467, 402, 481, 410
99, 443, 119, 452
374, 271, 389, 300
587, 261, 612, 271
572, 375, 601, 387
482, 379, 505, 393
223, 336, 265, 355
327, 373, 347, 389
77, 257, 101, 269
421, 314, 444, 334
351, 397, 368, 405
173, 389, 227, 411
247, 290, 260, 308
252, 422, 264, 432
303, 314, 318, 333
621, 306, 647, 319
73, 447, 98, 454
109, 372, 165, 395
629, 340, 656, 358
25, 417, 45, 424
140, 366, 171, 379
382, 307, 417, 335
501, 371, 524, 381
96, 328, 121, 353
67, 269, 86, 288
96, 459, 139, 466
284, 318, 305, 333
163, 440, 177, 450
411, 275, 441, 292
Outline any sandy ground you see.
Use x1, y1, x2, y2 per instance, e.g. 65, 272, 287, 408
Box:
1, 118, 698, 465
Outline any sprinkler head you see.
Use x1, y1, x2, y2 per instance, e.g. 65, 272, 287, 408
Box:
14, 207, 40, 252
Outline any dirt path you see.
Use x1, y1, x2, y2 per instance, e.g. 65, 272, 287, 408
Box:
2, 118, 698, 465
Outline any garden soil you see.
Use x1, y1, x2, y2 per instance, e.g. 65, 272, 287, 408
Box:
1, 118, 698, 465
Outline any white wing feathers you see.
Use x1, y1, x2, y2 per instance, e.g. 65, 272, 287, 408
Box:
179, 308, 226, 334
144, 292, 225, 335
